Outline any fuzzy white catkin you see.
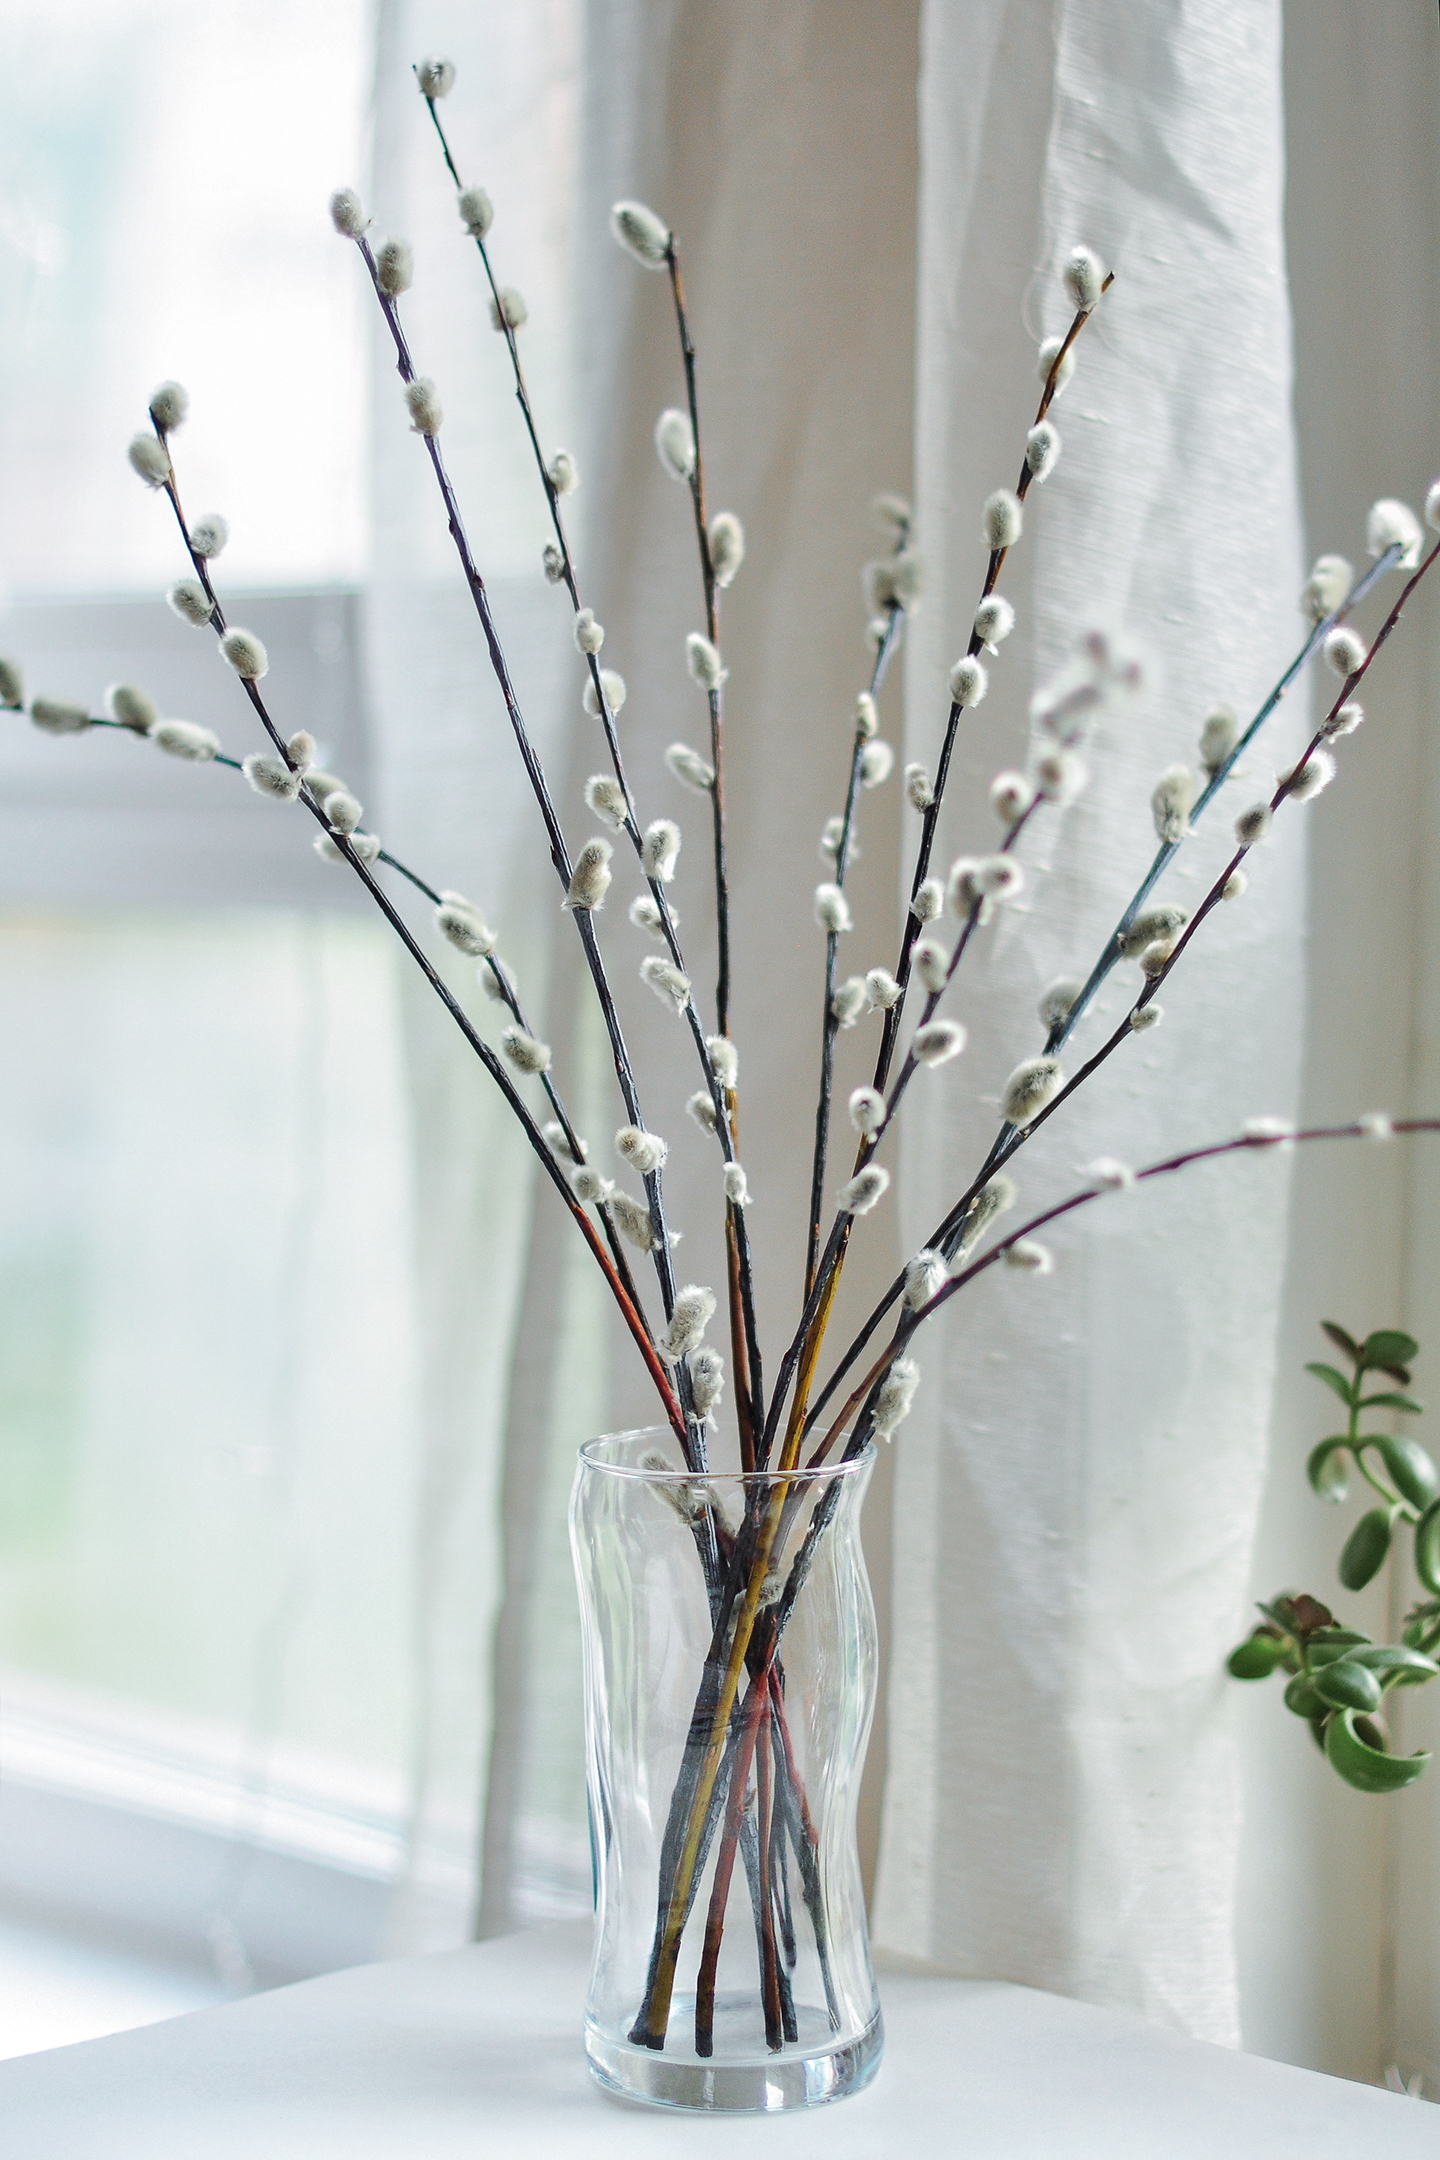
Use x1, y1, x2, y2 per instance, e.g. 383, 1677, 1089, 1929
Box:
904, 1249, 948, 1312
326, 790, 363, 835
458, 185, 493, 238
1063, 244, 1106, 311
1037, 336, 1076, 395
479, 958, 516, 1003
663, 1285, 716, 1362
1235, 801, 1273, 846
872, 1357, 920, 1440
615, 1125, 668, 1175
1002, 1055, 1064, 1126
849, 1086, 886, 1135
149, 381, 188, 431
1324, 700, 1364, 739
948, 655, 988, 708
584, 774, 628, 829
686, 1089, 718, 1135
574, 609, 605, 655
128, 434, 172, 488
1088, 1157, 1136, 1190
416, 54, 455, 97
1034, 749, 1087, 805
912, 878, 944, 923
189, 514, 228, 560
1199, 706, 1239, 774
990, 771, 1033, 827
490, 288, 527, 332
629, 894, 667, 939
405, 378, 443, 436
547, 449, 578, 495
863, 559, 898, 614
865, 968, 901, 1010
707, 1035, 738, 1088
690, 1345, 726, 1415
904, 763, 934, 811
243, 753, 300, 801
686, 633, 727, 692
1130, 1002, 1163, 1031
912, 937, 949, 994
610, 199, 671, 267
106, 683, 158, 733
860, 741, 894, 788
1223, 868, 1248, 901
330, 187, 368, 237
974, 595, 1015, 652
854, 693, 878, 740
956, 1175, 1017, 1255
814, 883, 853, 934
642, 818, 681, 881
220, 628, 268, 680
640, 955, 690, 1010
974, 854, 1023, 899
30, 697, 91, 734
982, 489, 1022, 551
1138, 938, 1176, 981
865, 615, 892, 655
1244, 1116, 1296, 1148
502, 1026, 551, 1075
1117, 903, 1188, 959
609, 1190, 659, 1251
150, 718, 218, 761
0, 656, 22, 708
655, 408, 695, 482
1427, 482, 1440, 533
167, 579, 213, 626
374, 238, 413, 296
664, 742, 714, 793
709, 513, 744, 588
839, 1164, 890, 1216
1300, 553, 1353, 622
1282, 748, 1336, 802
564, 837, 613, 911
724, 1162, 750, 1208
1038, 977, 1082, 1028
1359, 1111, 1394, 1141
544, 1120, 584, 1162
1025, 421, 1061, 482
914, 1020, 966, 1066
571, 1166, 612, 1204
582, 669, 627, 718
1367, 498, 1423, 569
1151, 765, 1197, 844
1006, 1238, 1054, 1275
435, 893, 496, 956
872, 493, 912, 539
1323, 625, 1366, 679
831, 977, 868, 1029
947, 858, 983, 916
891, 551, 924, 609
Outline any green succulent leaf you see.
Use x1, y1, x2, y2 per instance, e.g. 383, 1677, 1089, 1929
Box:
1338, 1507, 1393, 1592
1284, 1676, 1326, 1719
1312, 1659, 1384, 1713
1362, 1436, 1439, 1512
1325, 1707, 1431, 1793
1353, 1713, 1390, 1752
1414, 1502, 1440, 1598
1358, 1392, 1424, 1415
1350, 1644, 1440, 1681
1320, 1321, 1361, 1362
1360, 1329, 1420, 1372
1309, 1626, 1370, 1643
1227, 1633, 1287, 1680
1305, 1361, 1355, 1408
1307, 1439, 1351, 1504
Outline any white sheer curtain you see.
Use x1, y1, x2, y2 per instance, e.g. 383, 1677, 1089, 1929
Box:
365, 0, 1440, 2082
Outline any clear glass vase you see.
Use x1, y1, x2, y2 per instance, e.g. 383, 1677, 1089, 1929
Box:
569, 1428, 882, 2112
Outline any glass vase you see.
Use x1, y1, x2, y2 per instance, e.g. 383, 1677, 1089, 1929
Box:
569, 1428, 882, 2112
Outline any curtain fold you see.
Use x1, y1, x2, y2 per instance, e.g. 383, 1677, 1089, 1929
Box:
875, 0, 1307, 2044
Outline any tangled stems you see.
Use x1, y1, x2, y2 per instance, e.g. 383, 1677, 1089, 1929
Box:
411, 98, 765, 1445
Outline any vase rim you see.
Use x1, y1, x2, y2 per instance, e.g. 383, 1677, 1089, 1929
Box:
580, 1426, 875, 1486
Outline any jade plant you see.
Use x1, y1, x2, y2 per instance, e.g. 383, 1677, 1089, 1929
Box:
1229, 1324, 1440, 1792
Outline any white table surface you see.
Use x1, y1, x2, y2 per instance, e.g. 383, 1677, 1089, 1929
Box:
0, 1920, 1430, 2157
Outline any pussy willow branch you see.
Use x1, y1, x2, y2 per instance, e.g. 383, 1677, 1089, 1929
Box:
345, 237, 715, 1460
403, 116, 767, 1438
143, 416, 687, 1444
802, 602, 904, 1300
805, 539, 1440, 1435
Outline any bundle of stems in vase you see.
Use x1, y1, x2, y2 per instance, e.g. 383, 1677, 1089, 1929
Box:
6, 50, 1440, 2056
